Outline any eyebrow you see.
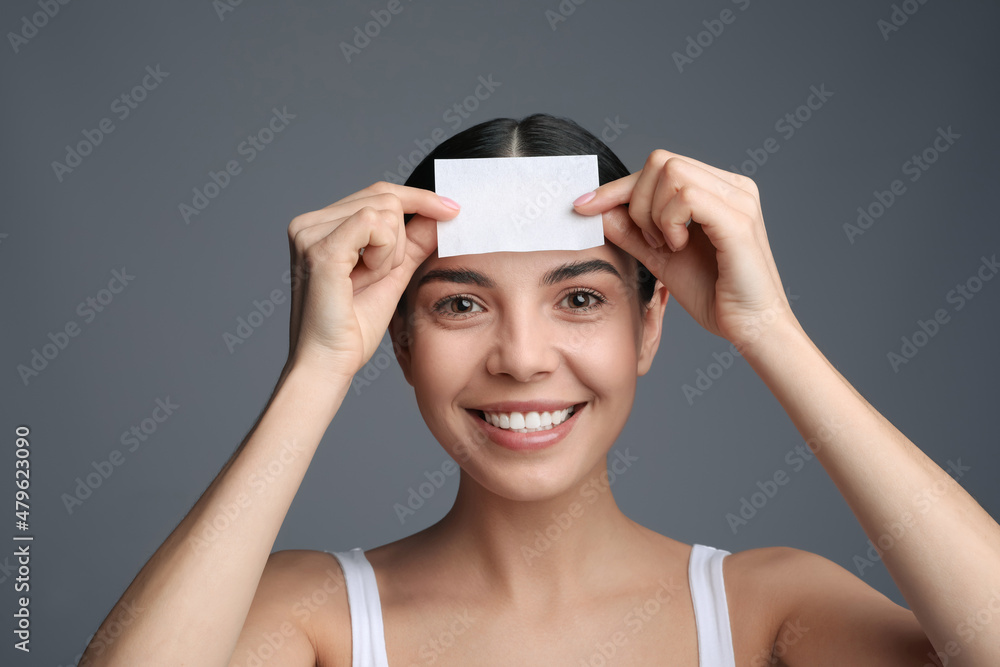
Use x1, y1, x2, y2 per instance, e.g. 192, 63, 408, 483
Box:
416, 258, 624, 291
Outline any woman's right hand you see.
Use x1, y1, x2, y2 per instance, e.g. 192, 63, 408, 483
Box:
284, 181, 460, 382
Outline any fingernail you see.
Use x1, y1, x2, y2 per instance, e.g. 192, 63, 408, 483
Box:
573, 191, 596, 207
642, 229, 661, 247
439, 196, 460, 210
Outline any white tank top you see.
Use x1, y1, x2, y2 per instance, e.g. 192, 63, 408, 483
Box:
327, 543, 736, 666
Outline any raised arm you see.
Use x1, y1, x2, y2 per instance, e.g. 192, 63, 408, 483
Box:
80, 360, 349, 666
576, 149, 1000, 666
740, 314, 1000, 667
79, 182, 459, 666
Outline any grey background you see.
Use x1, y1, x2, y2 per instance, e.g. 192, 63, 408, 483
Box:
2, 0, 998, 663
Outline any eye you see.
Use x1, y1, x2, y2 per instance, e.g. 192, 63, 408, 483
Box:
560, 288, 608, 312
430, 288, 608, 319
431, 294, 484, 318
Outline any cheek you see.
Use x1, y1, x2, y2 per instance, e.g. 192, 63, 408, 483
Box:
407, 333, 487, 458
410, 333, 477, 401
565, 318, 640, 387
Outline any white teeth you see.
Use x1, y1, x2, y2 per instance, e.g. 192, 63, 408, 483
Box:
480, 406, 577, 432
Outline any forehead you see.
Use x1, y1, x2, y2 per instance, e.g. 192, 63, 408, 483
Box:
409, 241, 637, 295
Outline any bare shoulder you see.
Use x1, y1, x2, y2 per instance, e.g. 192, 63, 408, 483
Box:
714, 546, 791, 665
724, 545, 938, 666
233, 549, 353, 667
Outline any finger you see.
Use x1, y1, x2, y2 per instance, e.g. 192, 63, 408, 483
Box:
283, 184, 456, 359
641, 149, 757, 195
572, 156, 669, 249
291, 207, 404, 293
577, 154, 760, 252
601, 178, 750, 269
601, 204, 668, 277
388, 212, 438, 290
347, 210, 398, 292
287, 186, 459, 241
328, 182, 461, 224
627, 152, 675, 247
573, 149, 759, 217
295, 207, 389, 296
657, 185, 752, 254
356, 213, 439, 306
650, 159, 760, 252
574, 171, 641, 214
652, 158, 759, 220
575, 155, 672, 250
291, 187, 435, 285
602, 203, 720, 307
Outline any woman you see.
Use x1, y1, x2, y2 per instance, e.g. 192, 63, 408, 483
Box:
82, 114, 1000, 666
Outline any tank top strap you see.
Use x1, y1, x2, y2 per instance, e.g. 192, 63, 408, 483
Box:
689, 543, 736, 667
328, 547, 390, 667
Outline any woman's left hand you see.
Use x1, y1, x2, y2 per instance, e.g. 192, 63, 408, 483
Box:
574, 149, 798, 352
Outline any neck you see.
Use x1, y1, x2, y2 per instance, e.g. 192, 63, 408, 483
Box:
426, 453, 646, 610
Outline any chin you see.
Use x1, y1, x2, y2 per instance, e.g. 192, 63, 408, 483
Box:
454, 449, 605, 504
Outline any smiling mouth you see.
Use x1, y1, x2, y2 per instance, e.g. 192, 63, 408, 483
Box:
471, 403, 586, 433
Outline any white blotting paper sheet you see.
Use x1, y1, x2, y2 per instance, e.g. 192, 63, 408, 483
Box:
433, 155, 603, 258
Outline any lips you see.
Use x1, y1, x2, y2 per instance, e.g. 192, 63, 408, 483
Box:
465, 402, 586, 451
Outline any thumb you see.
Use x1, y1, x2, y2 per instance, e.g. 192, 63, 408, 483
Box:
352, 213, 438, 336
381, 213, 438, 296
601, 204, 662, 274
572, 172, 663, 270
402, 213, 438, 271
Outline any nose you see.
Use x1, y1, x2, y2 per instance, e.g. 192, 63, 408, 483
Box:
485, 307, 561, 382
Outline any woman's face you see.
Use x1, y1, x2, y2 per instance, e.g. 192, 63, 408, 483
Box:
390, 241, 668, 502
